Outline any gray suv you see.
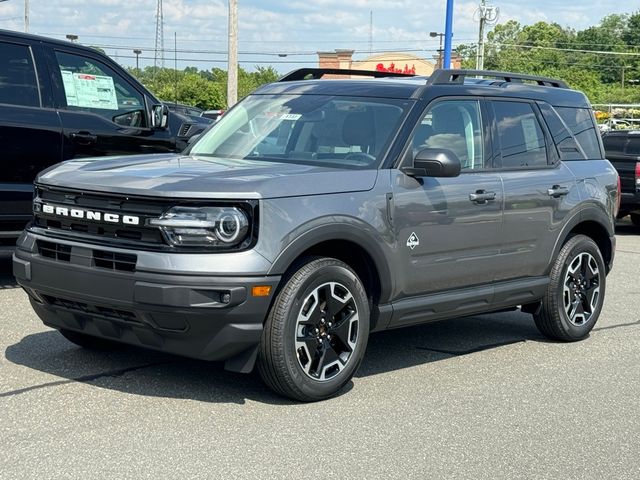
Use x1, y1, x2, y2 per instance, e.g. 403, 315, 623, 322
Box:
13, 69, 619, 401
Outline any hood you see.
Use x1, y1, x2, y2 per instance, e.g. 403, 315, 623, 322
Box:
36, 154, 378, 199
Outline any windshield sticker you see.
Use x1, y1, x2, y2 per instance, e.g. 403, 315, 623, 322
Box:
60, 70, 119, 110
262, 112, 301, 121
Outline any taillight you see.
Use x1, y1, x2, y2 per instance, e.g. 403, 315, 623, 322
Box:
635, 162, 640, 189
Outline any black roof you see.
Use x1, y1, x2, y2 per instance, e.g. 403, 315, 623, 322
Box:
0, 28, 111, 58
254, 68, 591, 108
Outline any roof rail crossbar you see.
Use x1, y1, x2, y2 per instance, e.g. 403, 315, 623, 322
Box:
427, 69, 569, 89
279, 68, 415, 82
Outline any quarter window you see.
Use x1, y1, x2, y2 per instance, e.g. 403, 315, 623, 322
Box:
493, 101, 547, 168
0, 42, 39, 108
411, 100, 485, 170
556, 107, 602, 159
55, 51, 146, 127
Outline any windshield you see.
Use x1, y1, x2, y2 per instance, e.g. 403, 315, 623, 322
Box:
190, 94, 411, 169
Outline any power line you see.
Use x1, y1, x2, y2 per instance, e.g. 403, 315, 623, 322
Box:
489, 42, 640, 57
116, 54, 439, 65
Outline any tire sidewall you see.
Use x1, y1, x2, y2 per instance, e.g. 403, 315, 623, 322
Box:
279, 261, 370, 400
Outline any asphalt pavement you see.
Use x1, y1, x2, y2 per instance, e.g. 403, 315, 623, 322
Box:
1, 225, 639, 479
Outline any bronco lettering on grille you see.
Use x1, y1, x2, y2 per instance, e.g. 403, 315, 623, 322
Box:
40, 204, 140, 226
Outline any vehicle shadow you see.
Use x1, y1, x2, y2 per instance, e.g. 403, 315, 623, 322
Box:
3, 310, 546, 405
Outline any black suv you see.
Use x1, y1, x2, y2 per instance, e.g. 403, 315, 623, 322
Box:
0, 29, 205, 245
602, 130, 640, 224
14, 68, 619, 401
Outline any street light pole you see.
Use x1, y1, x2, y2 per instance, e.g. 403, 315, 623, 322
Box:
133, 49, 142, 72
430, 32, 444, 69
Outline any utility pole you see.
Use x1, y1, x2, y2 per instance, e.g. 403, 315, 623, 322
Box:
227, 0, 238, 108
475, 1, 499, 71
476, 0, 486, 70
24, 0, 28, 32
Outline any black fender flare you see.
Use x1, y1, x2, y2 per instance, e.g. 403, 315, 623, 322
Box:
267, 219, 395, 303
547, 203, 615, 273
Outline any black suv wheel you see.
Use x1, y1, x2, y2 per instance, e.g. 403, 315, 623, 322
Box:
534, 235, 605, 341
257, 257, 369, 402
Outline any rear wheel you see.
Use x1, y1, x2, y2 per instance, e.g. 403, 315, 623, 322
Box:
59, 329, 122, 351
534, 235, 605, 341
257, 257, 369, 402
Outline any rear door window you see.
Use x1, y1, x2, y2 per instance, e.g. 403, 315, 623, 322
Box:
492, 101, 548, 168
0, 41, 40, 108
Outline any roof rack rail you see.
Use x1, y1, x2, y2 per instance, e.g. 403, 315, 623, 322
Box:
279, 68, 415, 82
427, 69, 569, 89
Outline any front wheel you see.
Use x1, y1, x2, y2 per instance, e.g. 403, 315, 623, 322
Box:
257, 257, 370, 402
534, 235, 606, 341
630, 213, 640, 226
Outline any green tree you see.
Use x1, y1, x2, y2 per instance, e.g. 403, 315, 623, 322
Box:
129, 65, 280, 109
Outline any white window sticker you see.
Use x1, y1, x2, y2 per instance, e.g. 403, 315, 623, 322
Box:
61, 70, 118, 110
521, 118, 539, 151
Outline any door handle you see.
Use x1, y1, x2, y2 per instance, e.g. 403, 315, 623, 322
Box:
71, 132, 98, 145
547, 185, 570, 198
469, 190, 496, 204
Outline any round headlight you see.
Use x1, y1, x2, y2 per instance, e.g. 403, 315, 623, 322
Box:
217, 212, 243, 243
148, 206, 250, 248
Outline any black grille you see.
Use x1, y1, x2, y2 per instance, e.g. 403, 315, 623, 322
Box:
38, 240, 71, 262
93, 250, 137, 272
43, 295, 139, 323
33, 187, 167, 248
178, 123, 194, 137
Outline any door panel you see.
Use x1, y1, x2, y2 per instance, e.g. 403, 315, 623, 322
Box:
0, 40, 62, 230
58, 110, 174, 159
498, 163, 578, 280
391, 171, 503, 297
490, 99, 578, 280
48, 48, 175, 159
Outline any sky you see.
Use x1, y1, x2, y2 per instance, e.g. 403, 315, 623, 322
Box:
0, 0, 638, 72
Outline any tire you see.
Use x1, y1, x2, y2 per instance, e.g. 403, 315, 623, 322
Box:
59, 329, 122, 351
630, 213, 640, 226
257, 257, 370, 402
534, 235, 606, 341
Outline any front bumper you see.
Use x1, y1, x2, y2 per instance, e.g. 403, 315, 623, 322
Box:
13, 233, 280, 368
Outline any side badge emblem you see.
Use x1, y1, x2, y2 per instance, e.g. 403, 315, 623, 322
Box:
407, 232, 420, 250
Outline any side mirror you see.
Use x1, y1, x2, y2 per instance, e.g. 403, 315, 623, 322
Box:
402, 148, 461, 178
151, 104, 169, 129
